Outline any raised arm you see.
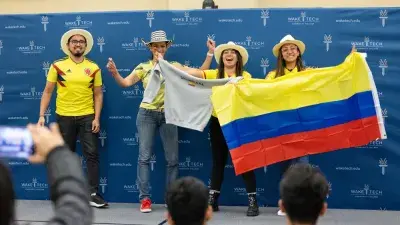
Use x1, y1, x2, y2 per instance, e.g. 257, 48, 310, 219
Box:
198, 39, 216, 70
106, 58, 141, 88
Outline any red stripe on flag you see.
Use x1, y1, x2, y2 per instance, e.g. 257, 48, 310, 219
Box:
230, 116, 381, 175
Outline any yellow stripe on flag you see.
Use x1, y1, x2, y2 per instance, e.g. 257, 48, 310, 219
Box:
211, 52, 372, 126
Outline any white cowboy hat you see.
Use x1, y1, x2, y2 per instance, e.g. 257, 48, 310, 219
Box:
214, 41, 249, 65
272, 34, 306, 57
60, 29, 93, 56
141, 30, 173, 47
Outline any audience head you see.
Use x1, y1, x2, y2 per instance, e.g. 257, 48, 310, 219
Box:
279, 163, 329, 225
166, 176, 212, 225
0, 161, 15, 225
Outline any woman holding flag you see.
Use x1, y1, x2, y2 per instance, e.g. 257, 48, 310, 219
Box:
266, 34, 356, 216
106, 30, 215, 213
181, 41, 259, 217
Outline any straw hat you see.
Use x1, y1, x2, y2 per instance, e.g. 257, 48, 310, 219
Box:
272, 34, 305, 57
141, 30, 173, 47
60, 29, 93, 56
214, 41, 249, 65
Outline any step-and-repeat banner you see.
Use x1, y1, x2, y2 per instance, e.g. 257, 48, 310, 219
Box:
0, 8, 399, 210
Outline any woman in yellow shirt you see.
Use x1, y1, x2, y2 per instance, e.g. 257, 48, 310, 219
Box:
182, 42, 259, 217
266, 34, 310, 216
267, 34, 356, 216
107, 30, 215, 213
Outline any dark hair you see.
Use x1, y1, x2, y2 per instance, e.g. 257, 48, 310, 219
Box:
67, 34, 87, 44
166, 176, 209, 225
275, 46, 305, 78
280, 163, 329, 225
0, 162, 15, 225
217, 49, 244, 79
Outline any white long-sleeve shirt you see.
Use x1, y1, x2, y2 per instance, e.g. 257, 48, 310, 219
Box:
142, 59, 235, 132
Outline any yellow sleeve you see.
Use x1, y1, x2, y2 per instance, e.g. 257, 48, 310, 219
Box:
203, 69, 218, 80
46, 64, 58, 83
94, 67, 103, 87
265, 71, 276, 80
133, 63, 146, 80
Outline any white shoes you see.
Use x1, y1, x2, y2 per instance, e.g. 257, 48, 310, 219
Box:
277, 209, 286, 216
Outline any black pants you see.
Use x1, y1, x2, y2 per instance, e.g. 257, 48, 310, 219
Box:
209, 116, 256, 193
56, 114, 99, 194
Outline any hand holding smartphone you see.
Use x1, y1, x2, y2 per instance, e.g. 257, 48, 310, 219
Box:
0, 123, 65, 162
0, 126, 34, 159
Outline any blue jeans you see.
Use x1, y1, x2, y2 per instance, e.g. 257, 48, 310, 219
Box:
135, 108, 179, 200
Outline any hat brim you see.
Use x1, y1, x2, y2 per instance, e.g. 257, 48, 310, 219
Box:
141, 38, 173, 48
214, 43, 249, 66
61, 29, 93, 56
272, 40, 306, 57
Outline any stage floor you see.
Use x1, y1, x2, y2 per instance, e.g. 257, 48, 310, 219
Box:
14, 200, 400, 225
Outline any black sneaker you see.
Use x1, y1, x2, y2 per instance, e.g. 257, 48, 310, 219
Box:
90, 193, 108, 208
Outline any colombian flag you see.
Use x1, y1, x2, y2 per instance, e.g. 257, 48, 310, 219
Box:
211, 52, 387, 175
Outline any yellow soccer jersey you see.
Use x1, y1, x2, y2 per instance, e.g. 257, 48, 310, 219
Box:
134, 60, 182, 110
46, 57, 103, 116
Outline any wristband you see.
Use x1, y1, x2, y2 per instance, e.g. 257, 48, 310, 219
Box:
207, 52, 214, 57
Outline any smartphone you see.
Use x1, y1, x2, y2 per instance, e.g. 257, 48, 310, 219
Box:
0, 126, 34, 159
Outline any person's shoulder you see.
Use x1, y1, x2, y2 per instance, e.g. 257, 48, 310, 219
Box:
243, 71, 252, 78
52, 56, 69, 65
85, 58, 101, 68
135, 61, 152, 70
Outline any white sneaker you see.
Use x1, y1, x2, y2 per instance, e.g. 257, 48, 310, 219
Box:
277, 210, 286, 216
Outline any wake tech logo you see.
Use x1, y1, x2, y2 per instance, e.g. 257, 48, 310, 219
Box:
41, 16, 49, 31
147, 11, 155, 28
379, 59, 388, 76
97, 37, 105, 53
323, 34, 332, 52
379, 10, 388, 27
261, 10, 269, 26
43, 61, 50, 77
0, 85, 4, 103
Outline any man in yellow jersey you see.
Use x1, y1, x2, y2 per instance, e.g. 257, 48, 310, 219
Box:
37, 29, 107, 208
